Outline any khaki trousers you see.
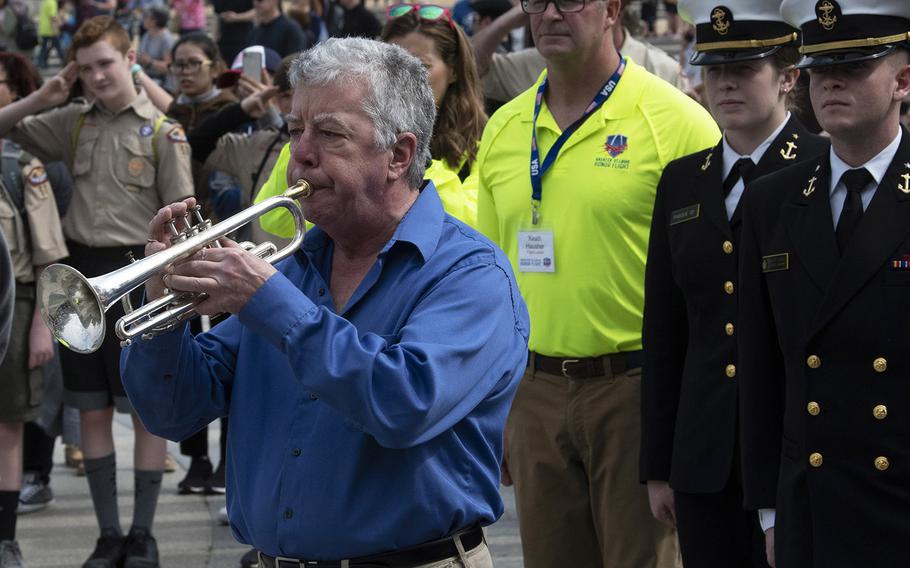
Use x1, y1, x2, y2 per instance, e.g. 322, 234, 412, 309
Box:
506, 358, 680, 568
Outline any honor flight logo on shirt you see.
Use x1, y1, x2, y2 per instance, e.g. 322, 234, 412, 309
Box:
595, 134, 631, 169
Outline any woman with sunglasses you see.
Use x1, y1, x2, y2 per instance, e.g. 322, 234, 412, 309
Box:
164, 32, 237, 498
381, 3, 487, 226
640, 1, 828, 567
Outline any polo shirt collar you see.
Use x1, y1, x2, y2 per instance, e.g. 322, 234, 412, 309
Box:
520, 56, 644, 127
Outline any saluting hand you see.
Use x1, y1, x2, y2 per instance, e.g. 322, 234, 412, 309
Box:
35, 62, 78, 109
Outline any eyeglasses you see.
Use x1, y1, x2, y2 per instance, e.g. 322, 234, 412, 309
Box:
168, 59, 213, 73
520, 0, 587, 14
387, 4, 455, 29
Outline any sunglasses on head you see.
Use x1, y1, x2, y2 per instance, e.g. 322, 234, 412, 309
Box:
386, 4, 455, 29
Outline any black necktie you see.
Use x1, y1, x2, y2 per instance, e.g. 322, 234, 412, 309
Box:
722, 158, 756, 196
835, 168, 873, 254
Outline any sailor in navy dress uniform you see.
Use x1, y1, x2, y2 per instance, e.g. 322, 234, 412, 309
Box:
640, 1, 828, 567
738, 1, 910, 566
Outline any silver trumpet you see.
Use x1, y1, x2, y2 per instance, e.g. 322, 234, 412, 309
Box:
37, 179, 313, 354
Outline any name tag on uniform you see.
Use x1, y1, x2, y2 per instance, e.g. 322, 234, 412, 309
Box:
517, 229, 555, 273
669, 204, 700, 226
762, 253, 789, 273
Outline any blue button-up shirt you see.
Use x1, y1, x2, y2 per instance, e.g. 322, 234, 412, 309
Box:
121, 185, 530, 560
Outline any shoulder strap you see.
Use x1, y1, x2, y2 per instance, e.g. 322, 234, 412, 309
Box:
0, 140, 26, 213
152, 114, 168, 166
251, 131, 285, 192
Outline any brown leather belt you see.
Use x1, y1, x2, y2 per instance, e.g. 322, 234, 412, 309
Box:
257, 526, 484, 568
531, 350, 642, 379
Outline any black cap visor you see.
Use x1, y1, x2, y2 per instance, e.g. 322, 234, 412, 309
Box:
796, 44, 900, 69
690, 45, 783, 66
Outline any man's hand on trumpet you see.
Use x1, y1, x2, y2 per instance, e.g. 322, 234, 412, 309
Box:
146, 198, 277, 315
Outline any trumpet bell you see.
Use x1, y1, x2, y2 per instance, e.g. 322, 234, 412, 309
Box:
38, 264, 107, 354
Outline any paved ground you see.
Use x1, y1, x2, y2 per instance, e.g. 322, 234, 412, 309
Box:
16, 416, 524, 568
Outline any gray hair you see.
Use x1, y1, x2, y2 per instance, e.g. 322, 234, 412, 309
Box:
289, 38, 436, 189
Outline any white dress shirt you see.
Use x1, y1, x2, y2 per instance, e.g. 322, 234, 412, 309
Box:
721, 113, 791, 219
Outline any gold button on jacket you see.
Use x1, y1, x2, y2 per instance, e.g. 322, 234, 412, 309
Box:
873, 358, 888, 373
725, 323, 734, 336
809, 452, 824, 468
807, 402, 820, 416
725, 364, 736, 378
724, 281, 734, 295
723, 241, 734, 254
807, 355, 821, 369
873, 405, 888, 420
875, 457, 890, 471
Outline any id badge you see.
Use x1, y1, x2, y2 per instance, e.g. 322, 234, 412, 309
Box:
517, 227, 555, 273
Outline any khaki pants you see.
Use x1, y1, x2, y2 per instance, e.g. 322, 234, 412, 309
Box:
506, 358, 680, 568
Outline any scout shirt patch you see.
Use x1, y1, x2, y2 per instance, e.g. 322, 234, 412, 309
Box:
26, 166, 49, 199
669, 204, 700, 226
140, 124, 154, 137
892, 255, 910, 271
166, 125, 188, 143
128, 158, 145, 177
595, 134, 631, 169
762, 253, 789, 273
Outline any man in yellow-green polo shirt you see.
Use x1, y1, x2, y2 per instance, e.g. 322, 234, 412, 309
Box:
476, 0, 719, 565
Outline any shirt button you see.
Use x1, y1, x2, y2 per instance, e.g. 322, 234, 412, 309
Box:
725, 364, 736, 378
722, 241, 734, 254
284, 508, 293, 519
806, 355, 821, 369
725, 323, 734, 336
873, 357, 888, 373
873, 405, 888, 420
874, 456, 890, 471
292, 448, 301, 457
724, 281, 734, 295
807, 401, 820, 416
317, 288, 326, 297
809, 452, 823, 468
309, 393, 318, 400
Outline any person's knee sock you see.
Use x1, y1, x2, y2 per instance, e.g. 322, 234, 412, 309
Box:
132, 469, 163, 532
0, 491, 19, 541
84, 453, 122, 535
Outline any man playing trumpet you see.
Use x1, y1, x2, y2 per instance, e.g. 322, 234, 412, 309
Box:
121, 38, 530, 568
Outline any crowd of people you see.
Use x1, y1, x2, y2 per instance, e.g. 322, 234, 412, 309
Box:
0, 0, 910, 568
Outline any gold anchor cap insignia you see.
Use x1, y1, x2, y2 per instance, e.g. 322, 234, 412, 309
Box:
711, 6, 733, 36
803, 175, 818, 197
816, 0, 839, 31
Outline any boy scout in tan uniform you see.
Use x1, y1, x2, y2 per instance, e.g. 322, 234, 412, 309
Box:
0, 142, 68, 566
0, 16, 192, 568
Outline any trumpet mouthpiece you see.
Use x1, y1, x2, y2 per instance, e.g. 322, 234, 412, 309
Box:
286, 179, 313, 200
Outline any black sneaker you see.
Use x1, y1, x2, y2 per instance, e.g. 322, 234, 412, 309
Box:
82, 530, 125, 568
206, 461, 226, 495
123, 528, 159, 568
18, 472, 55, 514
240, 548, 259, 568
177, 456, 212, 495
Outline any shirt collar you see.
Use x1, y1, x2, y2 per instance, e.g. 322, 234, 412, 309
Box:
721, 112, 790, 178
520, 56, 643, 125
88, 88, 157, 120
829, 128, 903, 194
302, 181, 445, 263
